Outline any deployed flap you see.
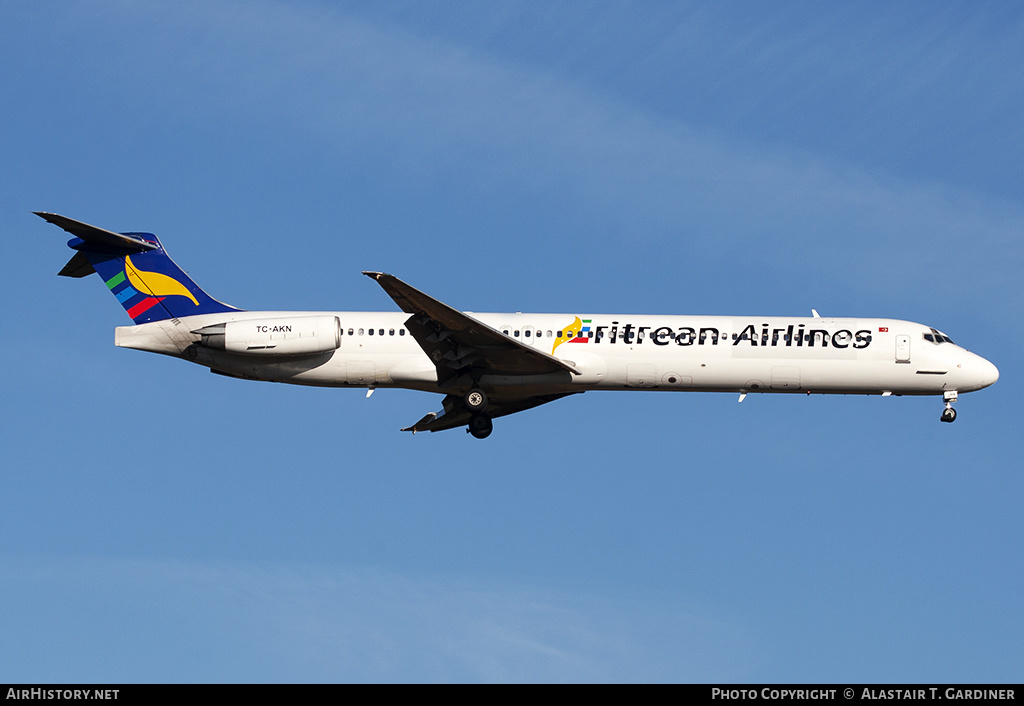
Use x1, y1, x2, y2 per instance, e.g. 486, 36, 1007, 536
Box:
402, 392, 579, 433
35, 212, 157, 253
363, 271, 581, 382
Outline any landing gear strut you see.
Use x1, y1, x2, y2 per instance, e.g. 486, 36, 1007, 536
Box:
940, 390, 958, 423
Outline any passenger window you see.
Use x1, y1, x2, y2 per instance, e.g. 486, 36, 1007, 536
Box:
348, 328, 354, 336
368, 328, 374, 336
400, 329, 405, 336
358, 328, 364, 335
389, 329, 395, 336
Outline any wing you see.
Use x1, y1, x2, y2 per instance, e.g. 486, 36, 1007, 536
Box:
363, 272, 583, 434
363, 272, 580, 382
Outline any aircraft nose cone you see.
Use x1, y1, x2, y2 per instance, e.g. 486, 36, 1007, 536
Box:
980, 358, 999, 389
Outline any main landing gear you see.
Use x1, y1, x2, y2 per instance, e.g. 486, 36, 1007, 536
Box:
465, 387, 493, 439
465, 387, 488, 413
468, 414, 493, 439
941, 390, 958, 423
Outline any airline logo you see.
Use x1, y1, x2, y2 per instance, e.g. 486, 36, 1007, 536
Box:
105, 254, 199, 320
551, 317, 592, 354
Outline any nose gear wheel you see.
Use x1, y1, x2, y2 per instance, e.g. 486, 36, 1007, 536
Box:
941, 390, 958, 423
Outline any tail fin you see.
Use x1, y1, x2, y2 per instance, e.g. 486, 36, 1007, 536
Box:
37, 212, 241, 324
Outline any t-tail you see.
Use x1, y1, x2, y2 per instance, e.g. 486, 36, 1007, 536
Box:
37, 212, 241, 323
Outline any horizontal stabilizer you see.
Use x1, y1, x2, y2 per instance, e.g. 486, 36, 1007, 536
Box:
35, 212, 157, 253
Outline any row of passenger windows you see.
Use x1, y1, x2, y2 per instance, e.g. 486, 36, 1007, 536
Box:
343, 328, 407, 337
502, 329, 573, 338
495, 329, 837, 342
338, 327, 865, 343
341, 327, 584, 339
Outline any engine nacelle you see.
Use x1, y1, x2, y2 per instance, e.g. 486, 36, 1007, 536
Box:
193, 316, 341, 356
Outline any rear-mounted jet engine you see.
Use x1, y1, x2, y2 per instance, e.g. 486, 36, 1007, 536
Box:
193, 315, 341, 356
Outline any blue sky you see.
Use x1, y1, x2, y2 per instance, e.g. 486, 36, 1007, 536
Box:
2, 1, 1021, 683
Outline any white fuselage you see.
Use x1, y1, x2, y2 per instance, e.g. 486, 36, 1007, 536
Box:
114, 310, 999, 398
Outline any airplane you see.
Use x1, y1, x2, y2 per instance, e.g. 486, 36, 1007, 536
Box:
38, 212, 999, 439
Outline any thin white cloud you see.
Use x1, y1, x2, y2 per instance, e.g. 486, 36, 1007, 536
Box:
1, 555, 754, 682
20, 1, 1023, 310
79, 1, 1019, 302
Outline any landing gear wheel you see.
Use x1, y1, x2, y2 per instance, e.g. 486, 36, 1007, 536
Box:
465, 388, 488, 413
941, 390, 958, 423
468, 414, 493, 439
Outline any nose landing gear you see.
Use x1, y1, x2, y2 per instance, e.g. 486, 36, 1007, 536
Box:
940, 390, 958, 423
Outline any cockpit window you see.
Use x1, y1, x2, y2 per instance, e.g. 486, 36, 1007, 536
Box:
924, 328, 954, 345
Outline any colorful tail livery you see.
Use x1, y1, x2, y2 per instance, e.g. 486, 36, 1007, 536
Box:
38, 212, 240, 323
